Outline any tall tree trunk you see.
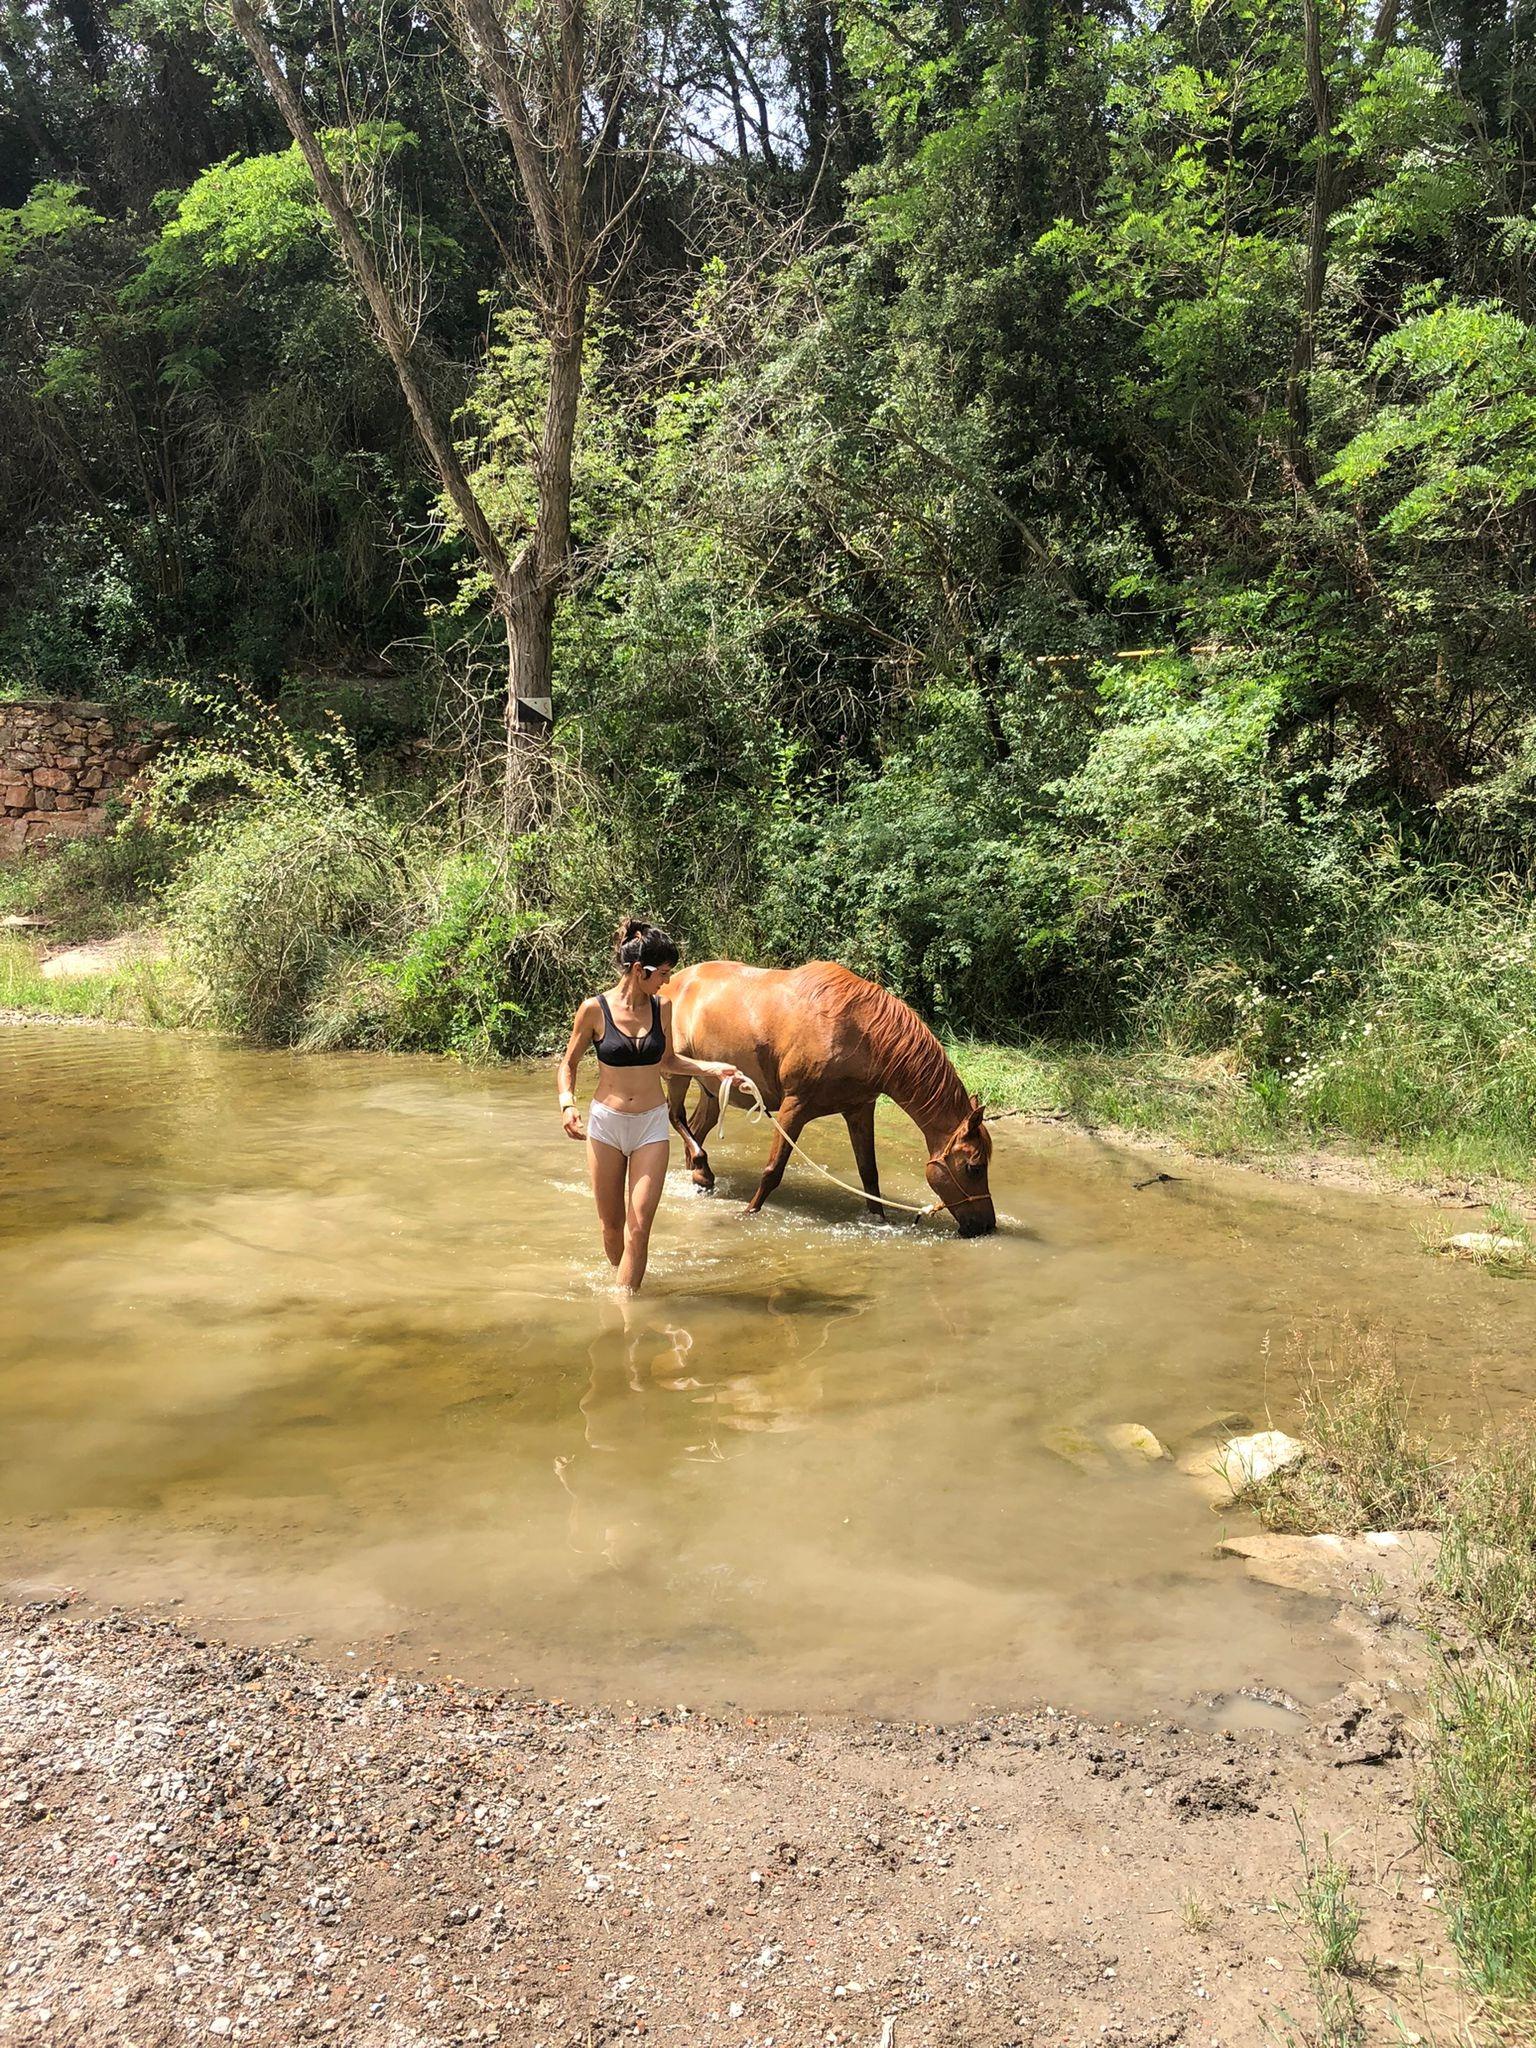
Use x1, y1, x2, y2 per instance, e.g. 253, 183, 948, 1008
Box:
709, 0, 752, 162
1286, 0, 1402, 492
228, 0, 554, 737
450, 0, 593, 738
504, 281, 587, 731
51, 0, 107, 78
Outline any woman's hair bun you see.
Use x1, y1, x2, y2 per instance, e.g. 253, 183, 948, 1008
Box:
614, 916, 680, 971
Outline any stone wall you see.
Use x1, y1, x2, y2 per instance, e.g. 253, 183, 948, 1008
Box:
0, 700, 174, 859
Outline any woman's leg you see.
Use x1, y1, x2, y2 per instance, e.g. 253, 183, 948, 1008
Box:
618, 1139, 670, 1293
587, 1136, 628, 1268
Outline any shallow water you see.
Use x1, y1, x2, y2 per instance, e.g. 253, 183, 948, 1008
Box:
3, 1024, 1532, 1721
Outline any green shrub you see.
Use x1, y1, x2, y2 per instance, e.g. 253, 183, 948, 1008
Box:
757, 750, 1072, 1029
6, 817, 184, 940
378, 849, 542, 1058
1057, 676, 1385, 1055
168, 790, 406, 1043
1421, 1657, 1536, 2015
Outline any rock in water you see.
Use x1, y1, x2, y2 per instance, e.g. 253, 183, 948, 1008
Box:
1041, 1425, 1110, 1476
1105, 1423, 1169, 1464
1214, 1430, 1305, 1494
1445, 1231, 1525, 1260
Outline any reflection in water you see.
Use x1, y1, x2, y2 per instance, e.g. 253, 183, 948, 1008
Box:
3, 1023, 1534, 1719
557, 1291, 840, 1576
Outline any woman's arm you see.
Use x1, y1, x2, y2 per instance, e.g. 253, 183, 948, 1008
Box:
556, 1000, 599, 1139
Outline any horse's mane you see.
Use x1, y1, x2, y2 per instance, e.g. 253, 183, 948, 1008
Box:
801, 963, 970, 1134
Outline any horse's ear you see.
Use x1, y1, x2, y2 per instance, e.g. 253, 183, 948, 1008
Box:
966, 1094, 986, 1133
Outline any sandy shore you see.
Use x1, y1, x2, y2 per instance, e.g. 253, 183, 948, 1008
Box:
0, 1596, 1465, 2048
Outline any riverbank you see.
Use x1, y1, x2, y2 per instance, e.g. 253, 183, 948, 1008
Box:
6, 926, 1534, 1223
0, 1593, 1463, 2048
951, 1040, 1536, 1218
6, 1007, 1536, 2042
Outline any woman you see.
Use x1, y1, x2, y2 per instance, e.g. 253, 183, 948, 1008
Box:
557, 918, 747, 1294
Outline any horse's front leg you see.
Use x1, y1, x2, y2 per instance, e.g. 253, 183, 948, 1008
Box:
843, 1103, 889, 1222
745, 1093, 808, 1214
669, 1077, 721, 1190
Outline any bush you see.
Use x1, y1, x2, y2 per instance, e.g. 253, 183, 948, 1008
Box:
142, 684, 641, 1056
757, 749, 1072, 1029
4, 816, 184, 939
1057, 676, 1383, 1055
378, 849, 543, 1058
168, 788, 407, 1043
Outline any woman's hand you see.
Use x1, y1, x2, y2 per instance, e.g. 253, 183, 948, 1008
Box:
561, 1103, 585, 1141
717, 1063, 753, 1098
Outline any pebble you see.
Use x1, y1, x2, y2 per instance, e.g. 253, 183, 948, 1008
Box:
0, 1599, 1445, 2048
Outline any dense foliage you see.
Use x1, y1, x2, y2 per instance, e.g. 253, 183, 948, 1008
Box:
4, 0, 1536, 1140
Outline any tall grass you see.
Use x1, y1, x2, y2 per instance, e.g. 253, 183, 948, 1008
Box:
1420, 1659, 1536, 2016
1290, 1826, 1367, 1978
1279, 1824, 1369, 2048
1292, 898, 1536, 1172
1436, 1426, 1536, 1651
1242, 1344, 1536, 2027
1243, 1342, 1445, 1534
0, 932, 183, 1024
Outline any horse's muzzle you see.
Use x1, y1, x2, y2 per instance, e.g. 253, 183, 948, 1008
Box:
954, 1202, 997, 1238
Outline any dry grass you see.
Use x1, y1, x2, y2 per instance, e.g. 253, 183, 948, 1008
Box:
1243, 1338, 1446, 1535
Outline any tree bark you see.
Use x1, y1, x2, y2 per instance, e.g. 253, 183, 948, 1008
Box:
447, 0, 594, 738
227, 0, 562, 736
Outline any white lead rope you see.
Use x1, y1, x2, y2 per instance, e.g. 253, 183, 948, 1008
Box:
707, 1073, 944, 1219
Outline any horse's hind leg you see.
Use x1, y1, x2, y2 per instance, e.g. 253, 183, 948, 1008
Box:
844, 1103, 889, 1222
745, 1094, 808, 1214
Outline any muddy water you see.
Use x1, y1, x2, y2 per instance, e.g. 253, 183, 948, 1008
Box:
2, 1024, 1532, 1721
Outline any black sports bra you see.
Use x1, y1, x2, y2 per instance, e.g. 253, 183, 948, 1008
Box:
593, 992, 665, 1067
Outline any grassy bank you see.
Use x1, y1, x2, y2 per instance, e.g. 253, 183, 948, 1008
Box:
0, 933, 170, 1025
952, 1037, 1536, 1201
1241, 1352, 1536, 2037
3, 700, 1536, 1210
6, 909, 1536, 1210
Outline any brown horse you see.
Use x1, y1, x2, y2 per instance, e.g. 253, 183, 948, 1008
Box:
664, 961, 997, 1237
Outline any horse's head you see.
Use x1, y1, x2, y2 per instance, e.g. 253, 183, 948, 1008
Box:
926, 1096, 996, 1237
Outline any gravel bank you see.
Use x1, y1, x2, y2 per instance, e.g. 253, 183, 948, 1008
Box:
0, 1597, 1461, 2048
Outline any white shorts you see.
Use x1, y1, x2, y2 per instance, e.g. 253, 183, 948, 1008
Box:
587, 1101, 671, 1157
